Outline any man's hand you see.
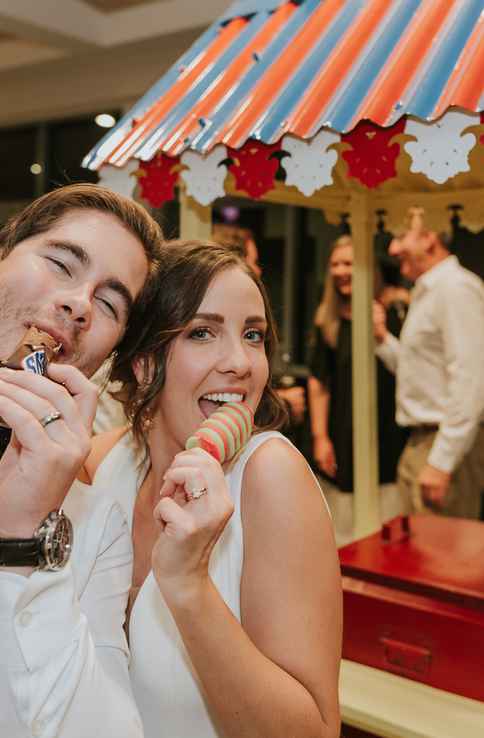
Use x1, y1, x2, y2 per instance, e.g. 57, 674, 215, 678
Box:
373, 301, 388, 344
277, 386, 306, 424
313, 436, 337, 478
419, 463, 451, 508
0, 364, 98, 537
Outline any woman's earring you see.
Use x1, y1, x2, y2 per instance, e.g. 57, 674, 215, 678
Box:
141, 413, 153, 431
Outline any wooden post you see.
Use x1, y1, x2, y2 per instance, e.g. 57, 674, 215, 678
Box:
179, 188, 212, 240
350, 192, 380, 538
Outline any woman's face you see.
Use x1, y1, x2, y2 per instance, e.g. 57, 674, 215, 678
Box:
152, 266, 270, 454
329, 243, 353, 297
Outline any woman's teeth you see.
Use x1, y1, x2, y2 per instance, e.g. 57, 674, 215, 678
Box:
202, 392, 244, 403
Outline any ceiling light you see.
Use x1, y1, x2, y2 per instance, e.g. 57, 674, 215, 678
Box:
30, 163, 43, 175
95, 113, 116, 128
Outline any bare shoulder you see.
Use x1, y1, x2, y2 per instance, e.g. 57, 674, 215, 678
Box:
242, 436, 332, 535
82, 426, 128, 484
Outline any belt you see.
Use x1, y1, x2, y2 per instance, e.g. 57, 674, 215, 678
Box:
408, 424, 439, 434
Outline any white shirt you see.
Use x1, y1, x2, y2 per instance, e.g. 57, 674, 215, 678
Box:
90, 361, 126, 435
376, 256, 484, 473
0, 484, 143, 738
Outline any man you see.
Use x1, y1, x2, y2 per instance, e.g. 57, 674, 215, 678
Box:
374, 227, 484, 518
0, 184, 163, 737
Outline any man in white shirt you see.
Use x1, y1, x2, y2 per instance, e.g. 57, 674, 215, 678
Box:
374, 228, 484, 518
0, 183, 163, 737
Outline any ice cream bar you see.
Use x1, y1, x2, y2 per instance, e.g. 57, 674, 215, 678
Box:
0, 326, 60, 375
185, 401, 254, 464
0, 328, 60, 428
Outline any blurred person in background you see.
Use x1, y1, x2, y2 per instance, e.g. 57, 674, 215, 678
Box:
374, 213, 484, 518
308, 235, 408, 546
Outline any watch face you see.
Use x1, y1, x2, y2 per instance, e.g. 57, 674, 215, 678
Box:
40, 511, 73, 571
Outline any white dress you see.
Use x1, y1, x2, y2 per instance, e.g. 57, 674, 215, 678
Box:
93, 429, 322, 738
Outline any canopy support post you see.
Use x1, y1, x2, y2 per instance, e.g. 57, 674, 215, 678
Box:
350, 191, 380, 539
179, 188, 212, 240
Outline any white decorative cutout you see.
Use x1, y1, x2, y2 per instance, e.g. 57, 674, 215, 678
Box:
180, 146, 228, 205
404, 111, 478, 184
280, 130, 340, 196
97, 160, 139, 198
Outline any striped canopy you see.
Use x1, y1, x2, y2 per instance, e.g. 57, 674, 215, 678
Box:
84, 0, 484, 171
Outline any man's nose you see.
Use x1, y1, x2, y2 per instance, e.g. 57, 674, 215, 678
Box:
56, 286, 92, 328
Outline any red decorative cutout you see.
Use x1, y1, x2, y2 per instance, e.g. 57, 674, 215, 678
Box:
341, 119, 405, 188
138, 153, 180, 207
227, 139, 281, 198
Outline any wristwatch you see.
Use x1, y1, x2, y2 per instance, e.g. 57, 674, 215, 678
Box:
0, 510, 73, 571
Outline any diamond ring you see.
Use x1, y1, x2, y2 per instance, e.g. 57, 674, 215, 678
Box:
186, 486, 208, 501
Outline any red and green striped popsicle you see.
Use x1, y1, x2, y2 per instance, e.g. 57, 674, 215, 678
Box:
185, 401, 254, 464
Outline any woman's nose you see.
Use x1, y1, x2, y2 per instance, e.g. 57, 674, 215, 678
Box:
217, 340, 251, 376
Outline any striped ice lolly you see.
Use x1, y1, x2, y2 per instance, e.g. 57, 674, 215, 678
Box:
185, 401, 254, 464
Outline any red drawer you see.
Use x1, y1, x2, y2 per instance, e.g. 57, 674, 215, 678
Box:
340, 516, 484, 700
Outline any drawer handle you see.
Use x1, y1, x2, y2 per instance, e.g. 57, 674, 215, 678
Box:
380, 636, 431, 676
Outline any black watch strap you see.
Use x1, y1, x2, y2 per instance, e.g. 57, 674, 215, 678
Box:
0, 426, 12, 459
0, 538, 41, 567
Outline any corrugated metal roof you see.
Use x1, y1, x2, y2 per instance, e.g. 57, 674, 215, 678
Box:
84, 0, 484, 170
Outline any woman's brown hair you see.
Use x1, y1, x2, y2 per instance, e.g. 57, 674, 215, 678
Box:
111, 240, 288, 448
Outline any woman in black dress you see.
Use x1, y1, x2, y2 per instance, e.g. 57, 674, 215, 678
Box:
307, 235, 408, 544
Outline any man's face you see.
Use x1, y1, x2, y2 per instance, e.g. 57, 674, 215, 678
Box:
0, 208, 149, 377
389, 231, 431, 282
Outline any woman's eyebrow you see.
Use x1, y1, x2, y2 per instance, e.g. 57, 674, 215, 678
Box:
193, 312, 224, 323
245, 316, 267, 325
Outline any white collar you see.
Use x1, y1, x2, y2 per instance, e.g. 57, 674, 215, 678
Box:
415, 255, 457, 294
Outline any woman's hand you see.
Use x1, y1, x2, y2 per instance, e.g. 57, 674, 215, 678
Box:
152, 447, 234, 603
0, 364, 97, 536
277, 385, 306, 424
313, 435, 337, 477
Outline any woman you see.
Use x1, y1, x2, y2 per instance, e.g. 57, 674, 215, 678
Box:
86, 241, 342, 738
308, 235, 408, 546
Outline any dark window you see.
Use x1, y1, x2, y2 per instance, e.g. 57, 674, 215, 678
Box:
47, 115, 117, 190
0, 126, 36, 200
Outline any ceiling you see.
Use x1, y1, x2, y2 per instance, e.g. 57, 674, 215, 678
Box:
82, 0, 165, 12
0, 0, 229, 72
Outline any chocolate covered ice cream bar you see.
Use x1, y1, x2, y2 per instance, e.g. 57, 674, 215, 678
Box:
0, 328, 61, 428
1, 326, 60, 375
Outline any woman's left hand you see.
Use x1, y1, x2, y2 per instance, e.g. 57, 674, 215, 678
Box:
152, 447, 234, 602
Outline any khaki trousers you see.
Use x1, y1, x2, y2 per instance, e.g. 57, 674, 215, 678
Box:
397, 425, 484, 519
